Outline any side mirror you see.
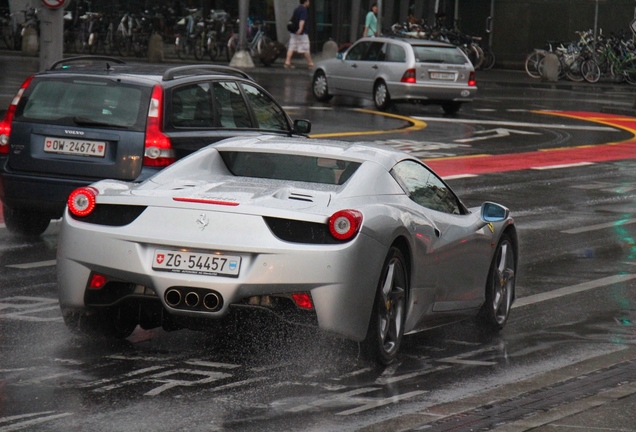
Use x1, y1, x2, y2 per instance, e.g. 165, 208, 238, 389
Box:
293, 119, 311, 135
481, 202, 509, 222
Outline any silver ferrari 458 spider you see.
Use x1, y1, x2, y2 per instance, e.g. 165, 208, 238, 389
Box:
57, 136, 518, 364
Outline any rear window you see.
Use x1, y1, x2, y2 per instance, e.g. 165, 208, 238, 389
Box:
412, 46, 467, 65
17, 78, 149, 130
220, 151, 361, 185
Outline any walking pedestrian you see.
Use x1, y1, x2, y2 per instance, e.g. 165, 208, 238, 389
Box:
363, 3, 378, 38
284, 0, 314, 69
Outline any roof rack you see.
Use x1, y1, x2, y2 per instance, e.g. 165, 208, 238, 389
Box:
47, 56, 127, 71
162, 65, 253, 82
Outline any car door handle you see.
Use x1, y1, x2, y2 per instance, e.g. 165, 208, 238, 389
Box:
372, 65, 379, 69
351, 64, 357, 68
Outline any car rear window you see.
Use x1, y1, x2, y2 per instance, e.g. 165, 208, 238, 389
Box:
17, 78, 149, 130
219, 151, 361, 185
412, 46, 467, 65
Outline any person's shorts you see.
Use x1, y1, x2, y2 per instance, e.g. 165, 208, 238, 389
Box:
288, 34, 310, 53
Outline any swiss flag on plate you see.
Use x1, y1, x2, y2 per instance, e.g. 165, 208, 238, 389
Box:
45, 139, 52, 148
156, 254, 164, 264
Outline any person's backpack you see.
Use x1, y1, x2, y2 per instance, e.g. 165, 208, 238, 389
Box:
287, 9, 299, 33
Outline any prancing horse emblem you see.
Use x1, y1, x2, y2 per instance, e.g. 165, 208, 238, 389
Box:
196, 213, 209, 230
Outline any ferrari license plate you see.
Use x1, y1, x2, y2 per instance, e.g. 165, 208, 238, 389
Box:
152, 249, 241, 277
429, 71, 456, 80
44, 137, 107, 157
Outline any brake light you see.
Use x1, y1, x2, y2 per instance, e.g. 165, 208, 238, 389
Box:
328, 209, 363, 241
0, 75, 33, 155
89, 273, 107, 290
144, 85, 175, 167
400, 69, 416, 84
67, 186, 98, 217
468, 71, 476, 86
292, 292, 314, 310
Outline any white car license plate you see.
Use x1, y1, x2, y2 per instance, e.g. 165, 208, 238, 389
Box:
153, 249, 241, 277
429, 72, 456, 81
44, 137, 107, 157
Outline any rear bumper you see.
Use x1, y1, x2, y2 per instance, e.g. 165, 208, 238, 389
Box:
387, 82, 477, 102
0, 158, 160, 216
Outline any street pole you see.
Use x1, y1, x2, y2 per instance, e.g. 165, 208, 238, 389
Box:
376, 0, 382, 36
229, 0, 255, 68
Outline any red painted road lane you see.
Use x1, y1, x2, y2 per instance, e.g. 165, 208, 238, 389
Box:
425, 111, 636, 177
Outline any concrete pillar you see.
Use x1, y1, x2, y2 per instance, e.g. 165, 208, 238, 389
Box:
38, 7, 63, 70
274, 0, 298, 46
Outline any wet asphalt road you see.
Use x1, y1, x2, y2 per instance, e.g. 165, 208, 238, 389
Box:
1, 53, 636, 431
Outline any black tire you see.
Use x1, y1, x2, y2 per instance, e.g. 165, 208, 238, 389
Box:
226, 35, 238, 61
63, 308, 137, 339
373, 80, 391, 110
194, 36, 204, 61
442, 102, 462, 115
623, 58, 636, 85
581, 59, 600, 83
115, 33, 129, 57
362, 247, 408, 365
3, 204, 50, 237
312, 70, 333, 102
525, 51, 543, 78
476, 233, 516, 332
208, 35, 218, 61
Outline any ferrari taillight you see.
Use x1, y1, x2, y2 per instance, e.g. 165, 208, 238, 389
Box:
67, 187, 98, 217
144, 85, 175, 167
400, 69, 416, 84
0, 75, 33, 155
89, 273, 107, 290
328, 209, 363, 241
292, 292, 314, 310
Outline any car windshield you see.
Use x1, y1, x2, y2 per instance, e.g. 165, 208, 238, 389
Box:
18, 78, 148, 130
412, 46, 467, 64
220, 151, 361, 185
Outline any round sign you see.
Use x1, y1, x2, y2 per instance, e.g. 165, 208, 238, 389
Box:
41, 0, 67, 9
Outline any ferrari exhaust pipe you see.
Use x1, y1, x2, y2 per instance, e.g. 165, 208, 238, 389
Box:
165, 289, 182, 307
203, 292, 222, 311
184, 291, 200, 308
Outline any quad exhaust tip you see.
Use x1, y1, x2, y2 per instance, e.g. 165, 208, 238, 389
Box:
164, 288, 222, 312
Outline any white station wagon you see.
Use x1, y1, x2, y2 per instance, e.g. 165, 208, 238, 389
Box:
312, 37, 477, 114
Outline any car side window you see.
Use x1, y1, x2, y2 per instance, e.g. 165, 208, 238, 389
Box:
240, 83, 289, 131
171, 83, 213, 128
392, 160, 462, 215
385, 43, 406, 62
364, 42, 385, 61
211, 81, 252, 128
346, 41, 370, 61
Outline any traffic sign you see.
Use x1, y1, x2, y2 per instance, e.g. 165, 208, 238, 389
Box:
41, 0, 67, 9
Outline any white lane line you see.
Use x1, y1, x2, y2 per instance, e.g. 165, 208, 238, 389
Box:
412, 116, 619, 131
531, 162, 595, 170
562, 218, 636, 234
514, 274, 636, 309
0, 412, 73, 431
6, 260, 57, 269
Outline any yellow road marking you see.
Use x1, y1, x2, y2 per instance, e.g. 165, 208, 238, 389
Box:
309, 109, 427, 139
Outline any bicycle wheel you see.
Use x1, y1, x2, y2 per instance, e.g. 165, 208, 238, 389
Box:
103, 26, 114, 55
525, 51, 543, 78
208, 35, 218, 61
565, 58, 584, 82
227, 34, 238, 61
256, 35, 272, 57
623, 57, 636, 85
115, 32, 130, 56
482, 48, 496, 70
175, 34, 188, 60
194, 36, 204, 61
581, 59, 600, 83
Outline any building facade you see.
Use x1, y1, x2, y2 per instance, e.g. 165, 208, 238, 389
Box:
6, 0, 636, 68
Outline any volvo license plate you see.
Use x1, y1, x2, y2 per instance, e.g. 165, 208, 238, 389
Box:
44, 137, 107, 157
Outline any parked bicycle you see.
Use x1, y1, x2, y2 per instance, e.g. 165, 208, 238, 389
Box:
226, 18, 271, 60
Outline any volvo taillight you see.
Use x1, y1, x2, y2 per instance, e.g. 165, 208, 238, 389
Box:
144, 85, 175, 167
0, 75, 34, 155
328, 210, 363, 241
